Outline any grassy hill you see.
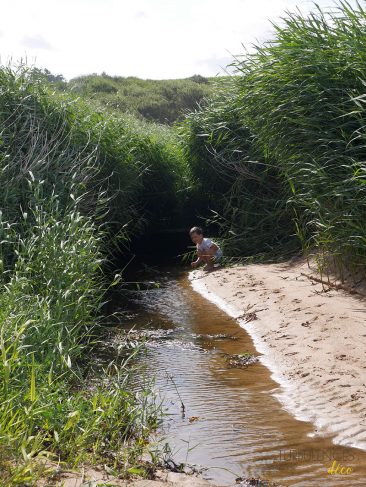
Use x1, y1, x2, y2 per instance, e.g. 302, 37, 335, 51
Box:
64, 73, 216, 124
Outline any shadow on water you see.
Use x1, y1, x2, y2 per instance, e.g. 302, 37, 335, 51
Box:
107, 258, 366, 486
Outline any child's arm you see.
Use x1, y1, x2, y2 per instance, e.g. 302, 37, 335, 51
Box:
191, 246, 206, 267
191, 244, 218, 267
191, 253, 203, 267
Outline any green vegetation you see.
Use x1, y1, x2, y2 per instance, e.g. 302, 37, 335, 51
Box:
183, 1, 366, 272
233, 0, 366, 271
4, 0, 366, 483
0, 65, 191, 484
181, 79, 298, 260
66, 73, 214, 124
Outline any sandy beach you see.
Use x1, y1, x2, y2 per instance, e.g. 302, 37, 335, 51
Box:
189, 255, 366, 452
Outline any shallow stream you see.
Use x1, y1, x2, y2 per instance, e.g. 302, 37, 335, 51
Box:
113, 266, 366, 486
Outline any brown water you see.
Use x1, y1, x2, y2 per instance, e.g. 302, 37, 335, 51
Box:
117, 267, 366, 486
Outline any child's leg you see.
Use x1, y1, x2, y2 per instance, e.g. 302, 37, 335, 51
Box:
202, 255, 215, 270
197, 250, 215, 270
214, 250, 223, 266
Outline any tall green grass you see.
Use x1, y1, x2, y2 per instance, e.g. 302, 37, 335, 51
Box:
232, 0, 366, 270
181, 79, 298, 259
183, 1, 366, 271
0, 64, 190, 484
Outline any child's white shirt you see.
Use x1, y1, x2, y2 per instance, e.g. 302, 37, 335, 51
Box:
197, 238, 222, 258
197, 238, 214, 252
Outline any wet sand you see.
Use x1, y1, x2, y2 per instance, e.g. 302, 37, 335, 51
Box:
190, 255, 366, 454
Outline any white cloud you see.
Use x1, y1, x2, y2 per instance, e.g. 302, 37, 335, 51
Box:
0, 0, 361, 79
21, 34, 54, 50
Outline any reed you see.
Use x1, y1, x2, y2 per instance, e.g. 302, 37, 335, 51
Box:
181, 79, 298, 260
0, 64, 186, 484
232, 0, 366, 269
183, 1, 366, 270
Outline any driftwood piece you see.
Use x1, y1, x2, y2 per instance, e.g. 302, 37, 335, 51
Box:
300, 272, 365, 297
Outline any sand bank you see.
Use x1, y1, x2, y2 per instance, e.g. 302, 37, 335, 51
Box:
189, 256, 366, 452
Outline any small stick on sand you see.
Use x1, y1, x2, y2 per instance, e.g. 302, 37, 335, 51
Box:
300, 272, 363, 296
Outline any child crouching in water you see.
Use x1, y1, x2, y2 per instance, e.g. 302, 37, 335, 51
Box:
189, 226, 223, 271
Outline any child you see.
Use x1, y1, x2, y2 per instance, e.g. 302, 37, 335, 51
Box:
189, 226, 223, 271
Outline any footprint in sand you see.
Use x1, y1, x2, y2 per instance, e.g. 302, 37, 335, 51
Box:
336, 354, 347, 360
351, 393, 361, 401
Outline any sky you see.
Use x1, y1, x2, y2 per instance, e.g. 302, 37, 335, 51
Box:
0, 0, 361, 80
